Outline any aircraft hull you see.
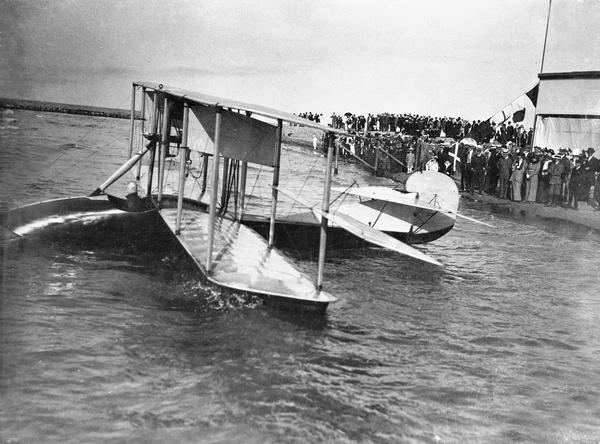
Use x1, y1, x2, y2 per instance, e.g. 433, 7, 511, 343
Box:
241, 216, 453, 251
2, 196, 334, 313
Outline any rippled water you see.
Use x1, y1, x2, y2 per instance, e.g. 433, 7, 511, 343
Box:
2, 109, 600, 443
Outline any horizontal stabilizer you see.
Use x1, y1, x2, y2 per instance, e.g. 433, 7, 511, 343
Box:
332, 186, 447, 215
333, 183, 495, 229
275, 187, 442, 266
315, 210, 442, 266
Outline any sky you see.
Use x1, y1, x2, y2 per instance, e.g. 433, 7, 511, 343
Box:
0, 0, 575, 121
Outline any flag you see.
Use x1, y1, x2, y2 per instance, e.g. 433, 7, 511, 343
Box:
525, 84, 539, 106
512, 109, 526, 123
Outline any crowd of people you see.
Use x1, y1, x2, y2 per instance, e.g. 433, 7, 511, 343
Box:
329, 112, 534, 147
320, 111, 600, 211
297, 112, 323, 123
294, 108, 600, 211
458, 143, 600, 210
335, 131, 456, 178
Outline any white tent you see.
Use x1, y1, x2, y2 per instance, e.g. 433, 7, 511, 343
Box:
532, 0, 600, 151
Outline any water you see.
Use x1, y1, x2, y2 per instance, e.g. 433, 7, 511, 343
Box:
2, 109, 600, 443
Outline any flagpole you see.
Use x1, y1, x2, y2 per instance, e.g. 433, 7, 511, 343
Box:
540, 0, 552, 74
531, 0, 552, 149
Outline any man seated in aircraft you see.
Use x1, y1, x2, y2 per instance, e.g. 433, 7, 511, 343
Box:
125, 182, 148, 212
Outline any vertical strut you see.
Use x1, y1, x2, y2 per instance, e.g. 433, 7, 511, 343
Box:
206, 107, 222, 273
317, 131, 334, 290
176, 102, 190, 235
157, 96, 170, 204
128, 84, 136, 158
146, 93, 160, 197
268, 119, 283, 248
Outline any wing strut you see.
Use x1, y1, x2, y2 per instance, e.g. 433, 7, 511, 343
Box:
89, 143, 152, 196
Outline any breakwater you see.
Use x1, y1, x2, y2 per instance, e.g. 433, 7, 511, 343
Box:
0, 97, 139, 119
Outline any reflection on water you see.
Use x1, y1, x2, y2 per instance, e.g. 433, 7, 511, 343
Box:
2, 110, 600, 442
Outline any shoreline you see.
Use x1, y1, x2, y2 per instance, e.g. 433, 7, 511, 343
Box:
458, 189, 600, 234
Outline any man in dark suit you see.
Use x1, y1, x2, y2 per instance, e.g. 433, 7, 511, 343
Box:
497, 147, 513, 199
471, 146, 487, 194
484, 148, 500, 195
584, 148, 600, 208
464, 144, 477, 191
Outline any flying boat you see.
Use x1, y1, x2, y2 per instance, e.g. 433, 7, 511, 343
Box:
2, 82, 491, 312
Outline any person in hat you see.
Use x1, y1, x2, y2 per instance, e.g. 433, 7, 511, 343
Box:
484, 147, 500, 195
497, 147, 513, 199
568, 155, 586, 209
537, 151, 553, 204
471, 145, 486, 194
524, 154, 541, 203
560, 149, 573, 205
510, 151, 527, 201
125, 181, 147, 211
425, 155, 439, 172
547, 155, 565, 206
581, 148, 600, 207
440, 158, 453, 176
406, 147, 415, 173
461, 143, 476, 192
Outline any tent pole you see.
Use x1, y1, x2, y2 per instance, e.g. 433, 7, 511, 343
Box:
540, 0, 552, 74
206, 107, 222, 273
268, 119, 283, 248
532, 0, 552, 149
157, 96, 170, 204
176, 102, 190, 235
317, 131, 334, 289
128, 84, 136, 158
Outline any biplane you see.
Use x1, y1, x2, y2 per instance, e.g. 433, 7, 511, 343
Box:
2, 82, 487, 312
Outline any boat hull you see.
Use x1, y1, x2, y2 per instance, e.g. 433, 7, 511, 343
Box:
241, 216, 453, 250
